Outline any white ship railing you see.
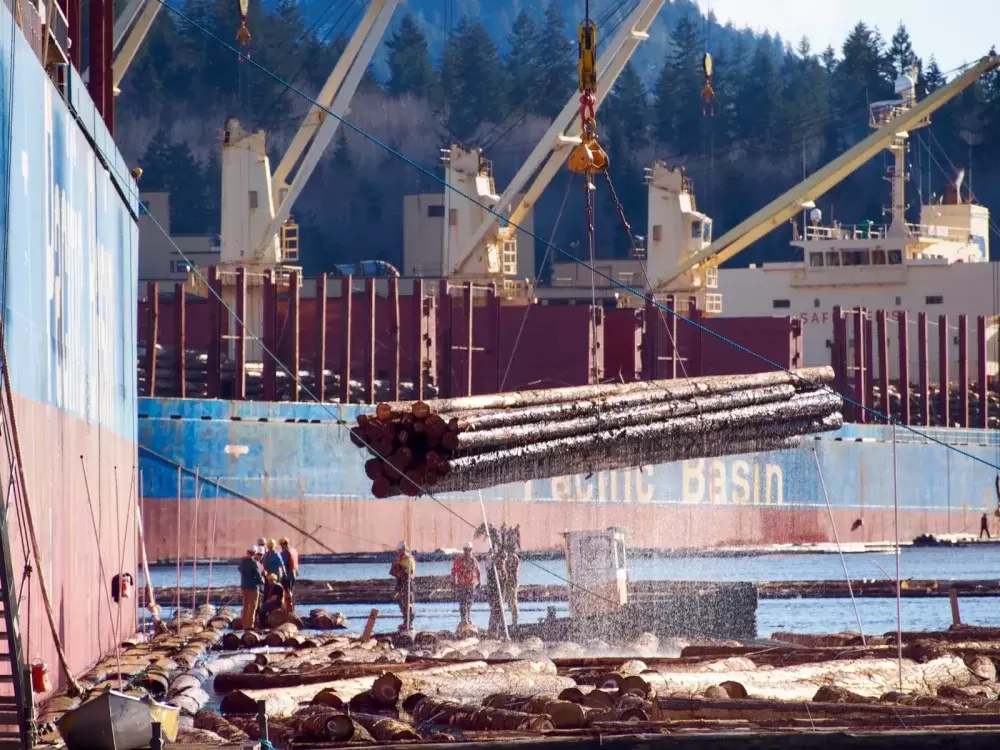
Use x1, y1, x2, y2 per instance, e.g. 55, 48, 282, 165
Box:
802, 223, 972, 243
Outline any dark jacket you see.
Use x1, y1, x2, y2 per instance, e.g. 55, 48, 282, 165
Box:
239, 557, 264, 590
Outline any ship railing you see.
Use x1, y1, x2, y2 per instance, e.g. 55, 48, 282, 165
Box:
888, 426, 1000, 448
904, 223, 971, 242
12, 0, 43, 62
803, 224, 889, 241
41, 0, 68, 67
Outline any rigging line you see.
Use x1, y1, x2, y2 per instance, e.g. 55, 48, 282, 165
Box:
477, 0, 635, 150
499, 175, 572, 391
136, 444, 392, 550
602, 170, 689, 379
812, 448, 865, 646
129, 0, 1000, 473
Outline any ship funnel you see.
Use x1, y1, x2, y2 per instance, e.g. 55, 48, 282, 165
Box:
943, 169, 966, 205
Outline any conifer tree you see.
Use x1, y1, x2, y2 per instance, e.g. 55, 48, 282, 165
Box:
386, 14, 437, 99
504, 10, 541, 115
534, 1, 575, 119
653, 10, 704, 153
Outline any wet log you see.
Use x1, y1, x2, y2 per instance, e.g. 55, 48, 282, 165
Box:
168, 687, 210, 715
411, 698, 555, 732
240, 631, 261, 648
193, 710, 250, 742
637, 656, 976, 702
308, 608, 347, 629
225, 715, 296, 746
371, 661, 574, 706
287, 705, 363, 741
176, 727, 223, 743
218, 666, 409, 717
351, 713, 422, 741
263, 622, 299, 646
375, 367, 835, 416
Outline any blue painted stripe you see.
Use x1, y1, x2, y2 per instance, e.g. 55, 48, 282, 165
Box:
137, 396, 1000, 513
0, 3, 138, 442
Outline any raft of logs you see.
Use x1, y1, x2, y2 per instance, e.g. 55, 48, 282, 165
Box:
40, 618, 1000, 746
350, 367, 844, 498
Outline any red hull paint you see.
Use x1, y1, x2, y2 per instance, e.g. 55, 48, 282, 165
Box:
7, 396, 137, 693
139, 495, 963, 561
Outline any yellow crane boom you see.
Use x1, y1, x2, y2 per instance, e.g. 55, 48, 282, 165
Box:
655, 54, 1000, 294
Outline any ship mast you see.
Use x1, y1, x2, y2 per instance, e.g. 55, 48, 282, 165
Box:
881, 68, 921, 237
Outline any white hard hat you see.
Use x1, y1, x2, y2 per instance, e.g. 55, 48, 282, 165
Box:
463, 542, 473, 550
397, 541, 407, 550
257, 537, 266, 546
246, 545, 256, 553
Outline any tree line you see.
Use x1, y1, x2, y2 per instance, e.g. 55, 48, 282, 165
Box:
120, 0, 1000, 274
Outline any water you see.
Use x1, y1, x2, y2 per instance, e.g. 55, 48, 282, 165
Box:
146, 546, 1000, 638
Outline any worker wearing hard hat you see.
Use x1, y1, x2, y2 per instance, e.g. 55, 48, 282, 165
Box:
450, 542, 481, 626
238, 545, 265, 628
389, 541, 416, 630
279, 537, 299, 611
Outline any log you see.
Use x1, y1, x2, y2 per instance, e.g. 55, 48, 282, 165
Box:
308, 608, 347, 630
263, 622, 299, 646
287, 705, 363, 742
351, 713, 422, 742
218, 672, 382, 717
411, 698, 555, 732
446, 385, 799, 452
375, 367, 835, 415
637, 656, 976, 702
371, 661, 575, 707
225, 715, 296, 747
193, 710, 250, 743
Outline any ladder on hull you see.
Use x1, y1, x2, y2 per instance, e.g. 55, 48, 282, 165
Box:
0, 336, 39, 749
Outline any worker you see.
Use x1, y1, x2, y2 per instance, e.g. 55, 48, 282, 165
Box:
389, 541, 416, 630
262, 538, 286, 581
502, 542, 521, 627
981, 512, 991, 540
484, 547, 506, 637
450, 542, 481, 626
238, 545, 264, 629
279, 537, 299, 611
260, 573, 285, 623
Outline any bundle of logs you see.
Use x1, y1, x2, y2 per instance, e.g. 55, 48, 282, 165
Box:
351, 367, 844, 498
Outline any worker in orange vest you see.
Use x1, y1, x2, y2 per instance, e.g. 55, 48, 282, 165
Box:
450, 542, 481, 626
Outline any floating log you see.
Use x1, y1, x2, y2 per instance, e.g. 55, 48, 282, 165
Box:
351, 713, 423, 742
411, 698, 555, 732
308, 608, 347, 630
287, 705, 362, 742
263, 622, 299, 647
371, 662, 574, 707
192, 710, 250, 743
638, 656, 976, 702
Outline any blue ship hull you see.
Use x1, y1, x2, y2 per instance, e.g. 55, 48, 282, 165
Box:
0, 1, 139, 685
136, 397, 1000, 560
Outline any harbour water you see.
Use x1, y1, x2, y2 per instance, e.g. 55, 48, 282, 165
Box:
146, 545, 1000, 637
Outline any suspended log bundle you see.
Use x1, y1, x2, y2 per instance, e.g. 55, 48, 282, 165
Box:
352, 367, 843, 497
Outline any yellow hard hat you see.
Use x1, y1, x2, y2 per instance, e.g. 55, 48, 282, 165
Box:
267, 573, 278, 582
279, 537, 289, 545
267, 538, 276, 549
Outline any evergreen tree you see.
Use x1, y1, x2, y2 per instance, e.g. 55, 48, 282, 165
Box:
653, 10, 704, 153
605, 62, 648, 148
738, 34, 783, 149
888, 22, 918, 77
534, 1, 575, 119
140, 133, 212, 235
386, 14, 437, 98
440, 17, 507, 139
504, 10, 541, 115
923, 56, 946, 92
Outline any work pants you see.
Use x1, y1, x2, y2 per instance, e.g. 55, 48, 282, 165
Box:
396, 580, 413, 630
504, 586, 519, 626
282, 573, 297, 611
241, 588, 259, 629
457, 586, 474, 623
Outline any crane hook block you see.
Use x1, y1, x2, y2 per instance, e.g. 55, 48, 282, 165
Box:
578, 21, 598, 93
568, 118, 609, 174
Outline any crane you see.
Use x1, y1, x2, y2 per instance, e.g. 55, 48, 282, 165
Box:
446, 0, 665, 282
247, 0, 401, 261
652, 53, 1000, 308
111, 0, 162, 89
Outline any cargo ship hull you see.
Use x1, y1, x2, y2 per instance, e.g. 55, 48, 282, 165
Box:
0, 0, 139, 687
137, 398, 998, 560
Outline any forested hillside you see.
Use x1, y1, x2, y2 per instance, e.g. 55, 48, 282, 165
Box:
120, 0, 1000, 276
